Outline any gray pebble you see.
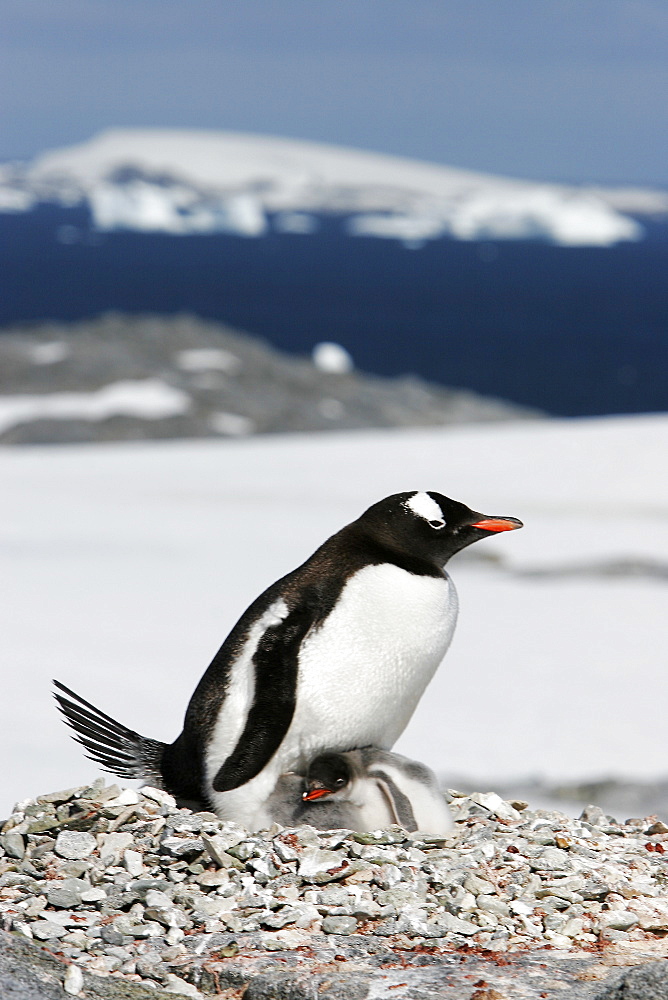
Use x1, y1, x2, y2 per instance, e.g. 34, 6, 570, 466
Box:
54, 831, 96, 860
31, 919, 68, 940
0, 832, 26, 859
136, 952, 168, 980
428, 912, 479, 936
100, 924, 126, 945
47, 877, 89, 908
322, 915, 358, 935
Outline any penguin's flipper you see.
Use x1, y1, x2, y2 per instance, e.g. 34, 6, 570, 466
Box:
53, 680, 166, 786
369, 768, 418, 832
212, 604, 314, 793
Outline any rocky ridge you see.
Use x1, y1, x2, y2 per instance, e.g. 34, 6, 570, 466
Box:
3, 781, 668, 998
0, 313, 538, 445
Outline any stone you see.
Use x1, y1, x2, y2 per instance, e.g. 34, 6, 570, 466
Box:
477, 895, 510, 917
54, 831, 96, 860
596, 961, 668, 999
273, 839, 299, 863
136, 952, 167, 980
596, 910, 638, 932
145, 904, 189, 928
244, 972, 316, 1000
470, 792, 522, 822
80, 886, 107, 902
100, 924, 126, 946
59, 860, 89, 878
322, 915, 357, 935
114, 789, 142, 806
298, 848, 346, 881
0, 832, 26, 859
123, 849, 144, 876
195, 869, 229, 887
166, 926, 185, 946
530, 847, 573, 872
37, 787, 80, 805
464, 874, 495, 895
580, 805, 608, 826
145, 888, 173, 908
31, 919, 68, 940
140, 786, 177, 808
46, 879, 88, 908
263, 906, 301, 929
97, 831, 134, 864
161, 836, 205, 858
200, 835, 241, 869
427, 912, 479, 936
63, 963, 84, 996
164, 973, 202, 997
627, 898, 668, 930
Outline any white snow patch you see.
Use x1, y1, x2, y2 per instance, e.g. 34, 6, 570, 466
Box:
0, 380, 190, 434
0, 187, 35, 212
175, 348, 241, 374
29, 342, 70, 365
349, 213, 447, 242
209, 412, 255, 436
312, 342, 354, 374
274, 212, 318, 234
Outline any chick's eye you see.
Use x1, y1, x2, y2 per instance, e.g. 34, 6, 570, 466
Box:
429, 519, 445, 530
335, 777, 346, 786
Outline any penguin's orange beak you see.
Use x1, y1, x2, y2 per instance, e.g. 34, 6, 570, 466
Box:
302, 787, 333, 801
470, 516, 523, 532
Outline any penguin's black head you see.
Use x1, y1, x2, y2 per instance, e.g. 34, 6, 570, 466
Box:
302, 752, 352, 802
358, 491, 522, 568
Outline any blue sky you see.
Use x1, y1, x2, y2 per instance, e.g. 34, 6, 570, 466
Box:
2, 0, 667, 185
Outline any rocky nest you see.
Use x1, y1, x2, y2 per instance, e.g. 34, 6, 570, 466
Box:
3, 781, 668, 999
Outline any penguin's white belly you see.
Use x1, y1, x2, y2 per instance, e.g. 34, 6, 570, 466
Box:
291, 563, 458, 763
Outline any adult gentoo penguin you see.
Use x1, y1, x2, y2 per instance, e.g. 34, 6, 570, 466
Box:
54, 491, 521, 830
266, 748, 453, 834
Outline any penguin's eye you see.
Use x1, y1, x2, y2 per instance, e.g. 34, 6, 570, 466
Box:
335, 777, 346, 787
429, 519, 445, 530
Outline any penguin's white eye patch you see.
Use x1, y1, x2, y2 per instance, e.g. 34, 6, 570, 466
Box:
429, 519, 445, 530
404, 491, 444, 523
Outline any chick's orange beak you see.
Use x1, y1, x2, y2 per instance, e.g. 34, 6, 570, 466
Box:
302, 787, 333, 802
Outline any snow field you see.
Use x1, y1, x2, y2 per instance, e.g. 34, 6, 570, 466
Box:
1, 413, 667, 816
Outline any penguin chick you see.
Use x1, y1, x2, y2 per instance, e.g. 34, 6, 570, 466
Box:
267, 749, 453, 835
54, 490, 521, 831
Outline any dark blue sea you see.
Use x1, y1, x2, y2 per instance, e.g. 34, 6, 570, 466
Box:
1, 204, 667, 416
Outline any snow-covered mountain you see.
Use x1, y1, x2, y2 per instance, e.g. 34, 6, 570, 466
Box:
2, 128, 667, 246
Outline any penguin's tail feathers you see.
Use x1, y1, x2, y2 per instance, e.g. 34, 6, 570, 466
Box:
53, 680, 166, 787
